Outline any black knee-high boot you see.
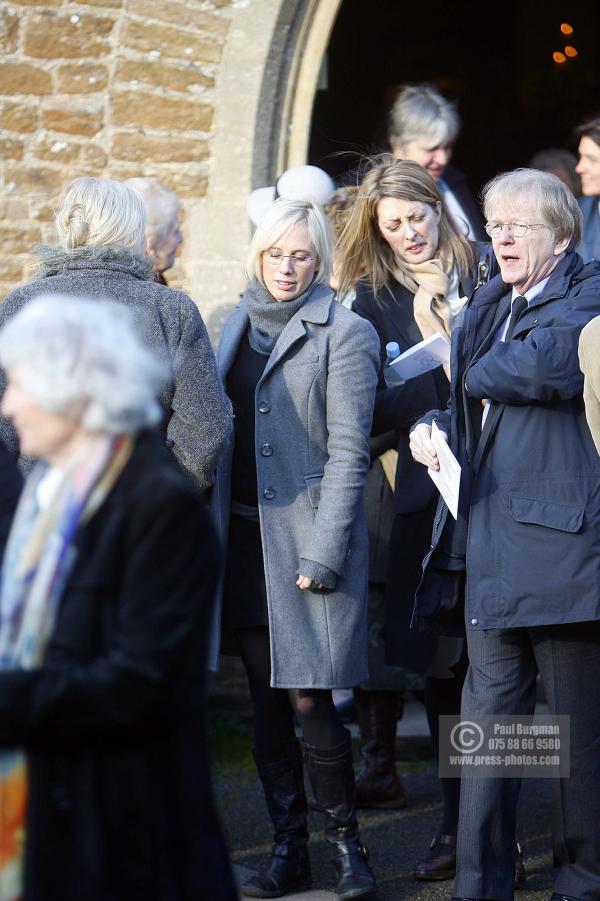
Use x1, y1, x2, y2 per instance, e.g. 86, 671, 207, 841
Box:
242, 739, 311, 898
304, 729, 377, 900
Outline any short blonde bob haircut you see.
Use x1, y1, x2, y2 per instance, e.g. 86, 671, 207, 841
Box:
0, 294, 169, 434
337, 157, 475, 300
55, 177, 147, 255
482, 168, 583, 252
246, 198, 333, 288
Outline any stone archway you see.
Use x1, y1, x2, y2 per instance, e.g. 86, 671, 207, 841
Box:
187, 0, 342, 338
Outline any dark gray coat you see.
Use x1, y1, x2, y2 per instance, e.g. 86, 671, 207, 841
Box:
0, 250, 232, 489
210, 290, 379, 688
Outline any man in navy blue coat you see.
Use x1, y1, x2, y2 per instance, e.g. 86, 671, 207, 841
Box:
410, 168, 600, 901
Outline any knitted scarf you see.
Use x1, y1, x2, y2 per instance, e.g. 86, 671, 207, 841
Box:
0, 434, 133, 901
393, 256, 453, 340
242, 280, 327, 355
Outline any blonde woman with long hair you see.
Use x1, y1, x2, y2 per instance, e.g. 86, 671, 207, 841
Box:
337, 157, 499, 884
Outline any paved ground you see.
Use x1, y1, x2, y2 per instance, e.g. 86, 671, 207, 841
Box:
209, 683, 556, 901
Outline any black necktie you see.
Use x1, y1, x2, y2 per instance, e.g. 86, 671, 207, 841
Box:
504, 295, 528, 341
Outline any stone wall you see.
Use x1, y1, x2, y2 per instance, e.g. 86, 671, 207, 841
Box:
0, 0, 232, 300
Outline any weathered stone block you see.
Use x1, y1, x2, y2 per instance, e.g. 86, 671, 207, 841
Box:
111, 92, 213, 132
4, 163, 65, 193
80, 143, 108, 167
122, 19, 223, 64
111, 131, 209, 163
56, 62, 109, 93
0, 198, 28, 219
0, 255, 31, 282
42, 105, 104, 137
0, 63, 52, 95
158, 170, 208, 199
127, 0, 228, 35
0, 102, 38, 133
0, 138, 25, 160
0, 8, 19, 54
114, 59, 214, 93
24, 11, 115, 59
0, 225, 43, 255
33, 137, 81, 164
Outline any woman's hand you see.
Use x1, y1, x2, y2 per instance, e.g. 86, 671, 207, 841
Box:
409, 422, 446, 471
296, 575, 323, 590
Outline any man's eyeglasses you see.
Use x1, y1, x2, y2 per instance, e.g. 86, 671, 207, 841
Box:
484, 222, 546, 238
263, 250, 316, 267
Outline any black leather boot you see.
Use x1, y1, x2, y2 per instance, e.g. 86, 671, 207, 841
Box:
242, 739, 311, 898
355, 689, 406, 810
305, 729, 377, 900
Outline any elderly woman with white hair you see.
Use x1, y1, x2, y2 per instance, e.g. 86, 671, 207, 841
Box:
0, 295, 237, 901
124, 176, 183, 284
388, 84, 486, 240
211, 198, 379, 900
0, 176, 231, 490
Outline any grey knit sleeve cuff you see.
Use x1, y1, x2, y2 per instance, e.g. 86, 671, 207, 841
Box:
298, 558, 337, 590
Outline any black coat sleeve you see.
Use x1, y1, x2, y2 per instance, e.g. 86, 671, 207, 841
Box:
352, 285, 445, 434
0, 475, 218, 748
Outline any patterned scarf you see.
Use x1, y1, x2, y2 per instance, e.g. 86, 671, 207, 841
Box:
0, 434, 133, 901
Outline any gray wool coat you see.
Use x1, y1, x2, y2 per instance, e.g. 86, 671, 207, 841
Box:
0, 249, 232, 489
209, 287, 380, 688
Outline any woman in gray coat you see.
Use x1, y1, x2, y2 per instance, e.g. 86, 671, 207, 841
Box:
212, 199, 379, 900
0, 177, 232, 489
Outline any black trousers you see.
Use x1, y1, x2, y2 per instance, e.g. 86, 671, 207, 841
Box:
455, 621, 600, 901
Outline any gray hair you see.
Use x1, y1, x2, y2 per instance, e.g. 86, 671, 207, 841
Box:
388, 84, 461, 150
0, 295, 169, 434
482, 168, 583, 251
55, 177, 147, 255
245, 197, 333, 287
124, 176, 181, 240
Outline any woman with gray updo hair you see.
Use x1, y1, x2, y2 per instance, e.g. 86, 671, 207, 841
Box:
0, 175, 232, 490
0, 294, 237, 901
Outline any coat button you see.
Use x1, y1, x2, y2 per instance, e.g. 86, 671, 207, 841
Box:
258, 401, 271, 414
532, 318, 538, 324
263, 487, 275, 500
471, 618, 479, 625
261, 443, 273, 457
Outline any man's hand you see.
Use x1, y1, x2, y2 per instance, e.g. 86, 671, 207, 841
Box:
409, 422, 447, 471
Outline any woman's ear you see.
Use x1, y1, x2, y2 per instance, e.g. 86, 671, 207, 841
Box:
434, 201, 442, 222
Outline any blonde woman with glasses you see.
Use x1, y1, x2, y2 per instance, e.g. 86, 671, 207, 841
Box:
210, 198, 379, 900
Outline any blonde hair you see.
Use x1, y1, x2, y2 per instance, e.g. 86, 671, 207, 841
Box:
245, 198, 333, 288
482, 168, 583, 252
55, 177, 147, 254
337, 157, 475, 299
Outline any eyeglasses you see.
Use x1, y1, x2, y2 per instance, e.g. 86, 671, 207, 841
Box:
263, 250, 316, 267
484, 221, 546, 238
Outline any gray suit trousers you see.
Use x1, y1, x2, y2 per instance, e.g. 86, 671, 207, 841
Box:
455, 621, 600, 901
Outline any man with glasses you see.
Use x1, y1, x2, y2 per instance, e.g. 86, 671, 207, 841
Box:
409, 168, 600, 901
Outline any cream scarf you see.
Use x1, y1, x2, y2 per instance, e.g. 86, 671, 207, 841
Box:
393, 256, 453, 340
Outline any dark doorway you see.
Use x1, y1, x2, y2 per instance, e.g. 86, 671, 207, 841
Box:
308, 0, 600, 195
